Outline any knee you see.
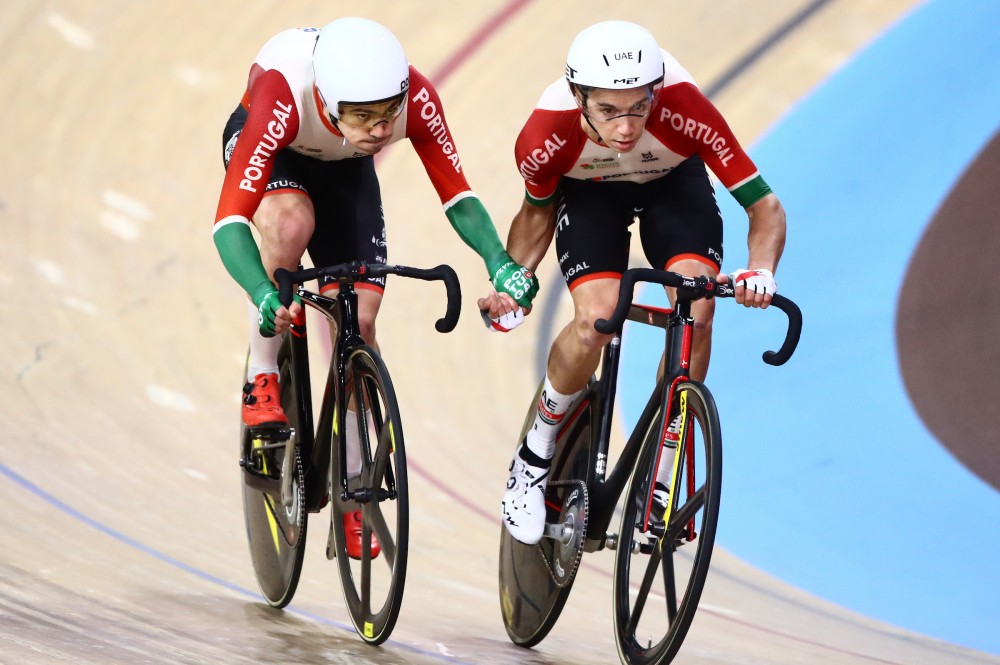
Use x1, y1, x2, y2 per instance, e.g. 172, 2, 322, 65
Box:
692, 300, 716, 337
259, 204, 313, 253
359, 314, 377, 345
357, 292, 381, 345
571, 305, 615, 352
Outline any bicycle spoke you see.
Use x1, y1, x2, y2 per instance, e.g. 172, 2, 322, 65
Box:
627, 543, 663, 635
613, 380, 722, 665
367, 502, 396, 565
664, 485, 706, 543
662, 545, 678, 622
332, 346, 408, 645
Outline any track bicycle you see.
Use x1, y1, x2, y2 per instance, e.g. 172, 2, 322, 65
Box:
498, 268, 801, 664
239, 260, 460, 645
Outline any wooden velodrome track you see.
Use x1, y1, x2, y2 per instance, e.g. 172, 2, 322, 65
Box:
2, 2, 995, 664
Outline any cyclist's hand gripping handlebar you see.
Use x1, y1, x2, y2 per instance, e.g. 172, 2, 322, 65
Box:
273, 261, 462, 333
594, 268, 802, 366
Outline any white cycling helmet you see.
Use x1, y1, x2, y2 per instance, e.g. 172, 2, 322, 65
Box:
565, 20, 665, 90
313, 17, 409, 119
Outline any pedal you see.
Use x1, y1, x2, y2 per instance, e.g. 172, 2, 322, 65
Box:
247, 425, 294, 444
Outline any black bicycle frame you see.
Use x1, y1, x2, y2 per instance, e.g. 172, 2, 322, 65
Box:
294, 282, 368, 512
578, 298, 696, 544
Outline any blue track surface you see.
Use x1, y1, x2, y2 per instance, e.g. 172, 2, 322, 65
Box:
621, 0, 1000, 654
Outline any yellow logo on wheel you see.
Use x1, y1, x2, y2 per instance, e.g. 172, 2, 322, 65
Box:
364, 621, 374, 638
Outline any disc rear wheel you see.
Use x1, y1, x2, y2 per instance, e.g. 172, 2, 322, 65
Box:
499, 382, 594, 647
240, 339, 308, 608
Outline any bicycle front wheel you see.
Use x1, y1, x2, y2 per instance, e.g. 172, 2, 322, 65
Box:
240, 337, 308, 608
613, 380, 722, 665
329, 345, 408, 645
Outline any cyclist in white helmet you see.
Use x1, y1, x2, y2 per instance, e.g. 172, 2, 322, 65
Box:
215, 17, 538, 557
479, 21, 787, 544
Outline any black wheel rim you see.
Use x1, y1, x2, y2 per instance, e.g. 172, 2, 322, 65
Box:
331, 347, 408, 645
613, 383, 722, 665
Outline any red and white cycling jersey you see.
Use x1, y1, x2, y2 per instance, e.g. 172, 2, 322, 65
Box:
516, 49, 770, 208
215, 27, 474, 228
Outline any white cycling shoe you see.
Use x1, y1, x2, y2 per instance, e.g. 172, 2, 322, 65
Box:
501, 452, 550, 545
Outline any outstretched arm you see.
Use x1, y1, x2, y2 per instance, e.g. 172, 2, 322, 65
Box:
507, 196, 557, 272
477, 196, 557, 318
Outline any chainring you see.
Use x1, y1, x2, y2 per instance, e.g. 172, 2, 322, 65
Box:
539, 479, 588, 588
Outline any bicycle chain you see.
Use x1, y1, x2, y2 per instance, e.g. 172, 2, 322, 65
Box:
536, 479, 588, 589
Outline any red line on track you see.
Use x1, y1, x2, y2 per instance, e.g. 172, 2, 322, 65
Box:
429, 0, 534, 86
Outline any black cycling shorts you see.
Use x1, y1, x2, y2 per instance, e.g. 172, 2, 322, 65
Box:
223, 105, 387, 291
553, 156, 723, 291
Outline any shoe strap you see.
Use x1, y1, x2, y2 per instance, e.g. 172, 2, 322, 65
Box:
517, 442, 552, 469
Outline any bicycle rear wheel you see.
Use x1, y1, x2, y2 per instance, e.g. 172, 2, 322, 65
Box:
613, 380, 721, 665
499, 382, 594, 647
240, 338, 308, 608
329, 345, 407, 645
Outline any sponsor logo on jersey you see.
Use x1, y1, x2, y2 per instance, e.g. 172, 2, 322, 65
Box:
600, 167, 675, 180
659, 107, 733, 167
519, 133, 568, 183
239, 100, 293, 193
580, 160, 619, 170
412, 87, 461, 172
641, 151, 659, 163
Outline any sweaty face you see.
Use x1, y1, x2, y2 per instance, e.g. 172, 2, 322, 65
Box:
578, 86, 654, 153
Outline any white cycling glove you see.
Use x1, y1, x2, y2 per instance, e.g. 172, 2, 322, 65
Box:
729, 268, 777, 296
480, 307, 525, 333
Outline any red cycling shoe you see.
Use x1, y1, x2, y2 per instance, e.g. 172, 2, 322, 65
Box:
344, 510, 381, 560
242, 373, 288, 427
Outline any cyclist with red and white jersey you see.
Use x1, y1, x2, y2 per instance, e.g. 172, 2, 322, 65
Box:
479, 21, 787, 544
214, 17, 538, 556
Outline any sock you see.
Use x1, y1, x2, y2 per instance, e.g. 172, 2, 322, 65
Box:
523, 375, 583, 461
655, 447, 676, 488
345, 409, 363, 479
655, 413, 681, 488
246, 300, 281, 382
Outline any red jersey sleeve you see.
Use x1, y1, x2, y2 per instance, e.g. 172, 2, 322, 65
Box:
514, 109, 585, 204
214, 66, 299, 225
647, 82, 759, 190
404, 68, 473, 204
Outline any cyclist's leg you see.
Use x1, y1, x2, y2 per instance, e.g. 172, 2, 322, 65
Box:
502, 178, 633, 545
636, 157, 722, 500
664, 258, 716, 383
239, 191, 314, 426
223, 106, 316, 424
545, 177, 637, 424
306, 156, 387, 552
309, 155, 386, 348
637, 156, 723, 383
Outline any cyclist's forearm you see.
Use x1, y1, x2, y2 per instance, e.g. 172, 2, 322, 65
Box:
745, 193, 786, 272
507, 196, 557, 272
213, 218, 275, 304
443, 194, 509, 275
